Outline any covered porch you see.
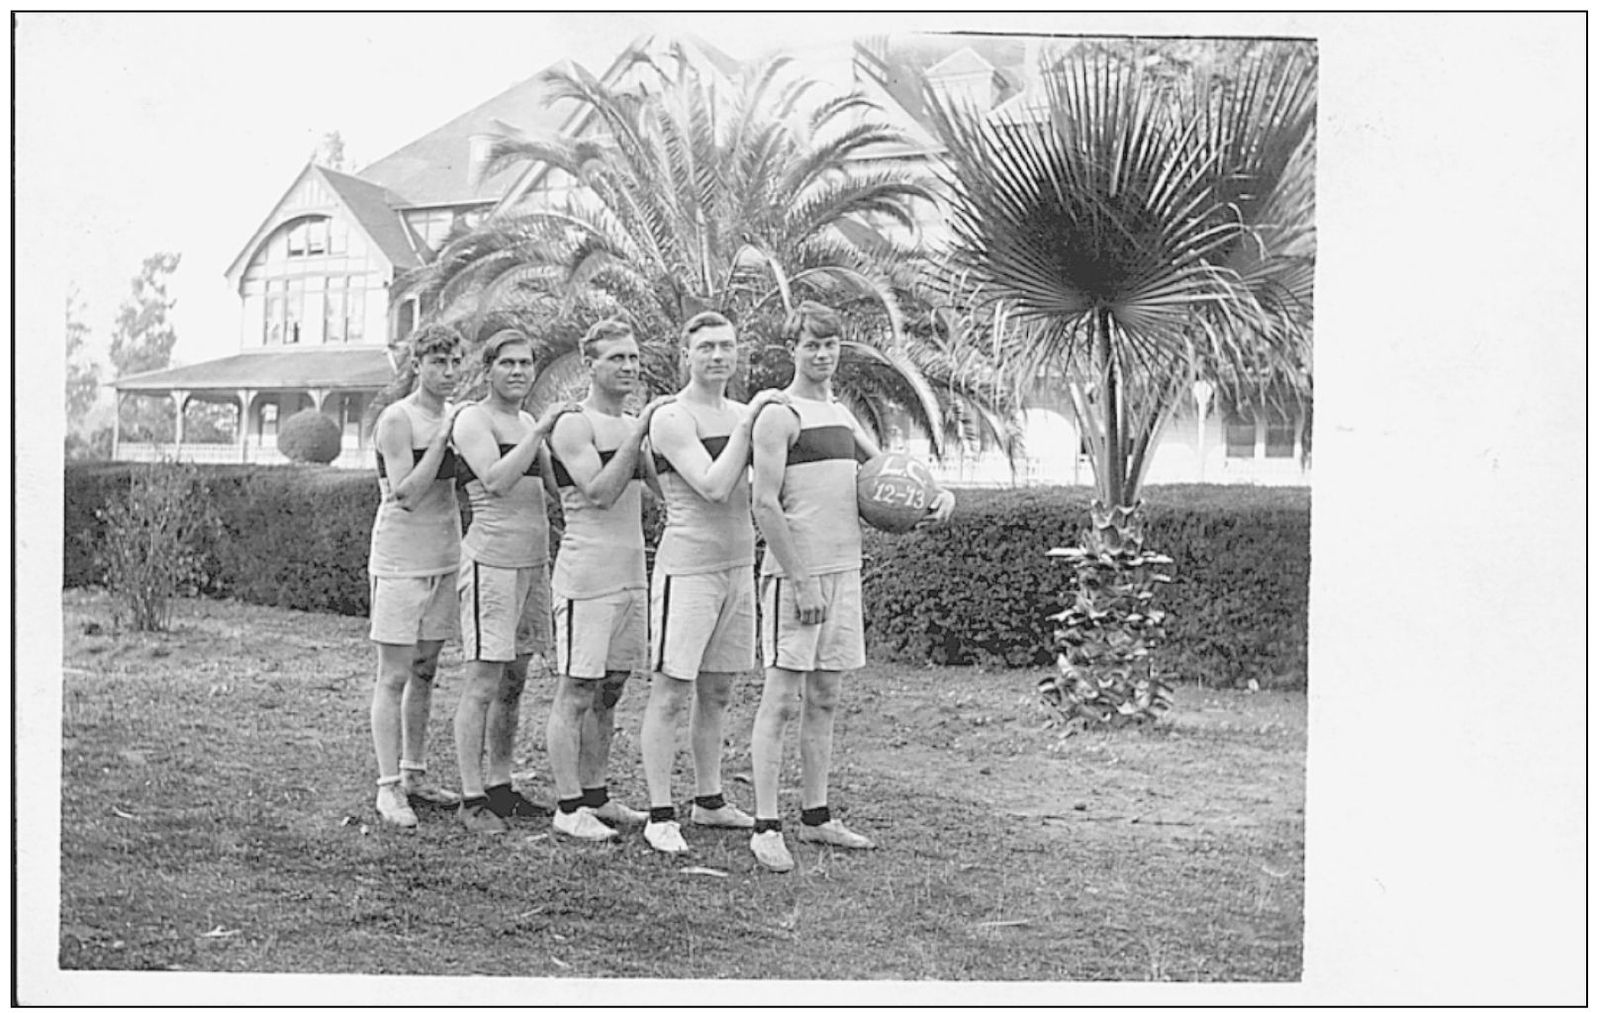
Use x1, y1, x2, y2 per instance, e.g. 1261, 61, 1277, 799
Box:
111, 346, 395, 469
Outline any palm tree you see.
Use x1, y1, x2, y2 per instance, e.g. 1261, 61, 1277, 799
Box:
924, 40, 1316, 727
928, 40, 1315, 519
397, 42, 1015, 454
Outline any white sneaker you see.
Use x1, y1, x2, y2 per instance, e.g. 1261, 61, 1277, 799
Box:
592, 799, 646, 826
691, 802, 756, 829
552, 806, 619, 842
750, 829, 795, 872
375, 785, 418, 829
796, 819, 876, 849
644, 820, 690, 854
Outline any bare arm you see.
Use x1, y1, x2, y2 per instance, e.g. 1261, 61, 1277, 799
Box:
651, 390, 786, 504
377, 403, 457, 510
471, 402, 572, 496
550, 397, 673, 509
751, 406, 826, 625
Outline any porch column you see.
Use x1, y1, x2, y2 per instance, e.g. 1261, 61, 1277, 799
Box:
310, 388, 329, 411
171, 390, 189, 456
236, 388, 254, 463
112, 390, 122, 460
1192, 380, 1214, 483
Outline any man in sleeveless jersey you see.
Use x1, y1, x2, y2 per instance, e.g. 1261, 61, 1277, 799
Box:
450, 329, 575, 834
545, 319, 672, 842
748, 302, 954, 871
637, 312, 788, 854
367, 323, 468, 829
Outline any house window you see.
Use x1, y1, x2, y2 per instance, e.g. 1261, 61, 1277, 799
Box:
1224, 413, 1257, 458
323, 276, 367, 343
341, 395, 364, 439
285, 279, 305, 344
1264, 410, 1296, 458
265, 280, 287, 344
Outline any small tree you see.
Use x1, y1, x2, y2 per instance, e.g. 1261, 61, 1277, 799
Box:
277, 409, 342, 464
97, 463, 220, 632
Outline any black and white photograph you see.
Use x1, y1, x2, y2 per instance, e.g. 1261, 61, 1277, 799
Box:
13, 11, 1584, 1006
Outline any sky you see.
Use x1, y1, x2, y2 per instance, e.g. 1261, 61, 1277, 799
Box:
16, 9, 1203, 371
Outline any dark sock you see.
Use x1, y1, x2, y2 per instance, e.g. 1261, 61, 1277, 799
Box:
462, 795, 489, 810
694, 793, 726, 810
557, 796, 583, 815
754, 818, 781, 834
801, 806, 831, 827
581, 785, 609, 809
649, 805, 676, 824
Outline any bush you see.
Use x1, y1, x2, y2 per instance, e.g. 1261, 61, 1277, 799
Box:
862, 485, 1310, 689
277, 410, 342, 464
63, 464, 1308, 688
97, 463, 222, 631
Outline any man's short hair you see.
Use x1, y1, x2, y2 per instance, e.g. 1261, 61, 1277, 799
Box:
680, 310, 734, 350
409, 321, 462, 363
482, 328, 533, 369
581, 318, 635, 359
781, 301, 843, 345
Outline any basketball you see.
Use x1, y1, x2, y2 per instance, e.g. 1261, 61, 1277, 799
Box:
857, 452, 940, 533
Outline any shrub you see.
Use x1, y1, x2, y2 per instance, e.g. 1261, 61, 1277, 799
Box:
862, 485, 1310, 689
277, 410, 342, 464
96, 462, 222, 631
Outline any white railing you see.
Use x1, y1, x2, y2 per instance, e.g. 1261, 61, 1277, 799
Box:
115, 442, 373, 470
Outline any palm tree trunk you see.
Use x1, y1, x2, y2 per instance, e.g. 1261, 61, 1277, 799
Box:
1095, 308, 1124, 512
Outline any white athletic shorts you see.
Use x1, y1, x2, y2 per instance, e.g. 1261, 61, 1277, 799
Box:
759, 569, 865, 673
457, 558, 552, 664
369, 571, 459, 646
553, 586, 647, 680
650, 565, 757, 680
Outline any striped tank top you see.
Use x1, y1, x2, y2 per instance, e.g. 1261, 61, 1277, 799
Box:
758, 395, 866, 578
651, 399, 755, 576
550, 409, 647, 598
368, 399, 462, 578
455, 406, 550, 569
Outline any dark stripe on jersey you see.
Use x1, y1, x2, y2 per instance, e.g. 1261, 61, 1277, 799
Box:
653, 434, 736, 475
769, 577, 782, 658
655, 576, 672, 671
787, 424, 857, 466
551, 448, 647, 488
454, 443, 539, 486
375, 446, 458, 481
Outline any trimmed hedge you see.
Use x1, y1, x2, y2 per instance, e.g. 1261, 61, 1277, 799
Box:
277, 410, 342, 464
63, 463, 663, 617
64, 466, 1307, 688
862, 485, 1309, 688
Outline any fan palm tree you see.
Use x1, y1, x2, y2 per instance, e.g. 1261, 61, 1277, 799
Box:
397, 42, 1016, 454
924, 40, 1316, 727
926, 41, 1316, 516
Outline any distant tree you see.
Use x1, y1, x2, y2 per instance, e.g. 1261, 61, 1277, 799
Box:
65, 286, 100, 424
109, 252, 181, 377
110, 252, 182, 442
315, 130, 349, 172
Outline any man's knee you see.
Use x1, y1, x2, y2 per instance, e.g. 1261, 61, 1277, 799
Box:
803, 672, 843, 715
598, 670, 630, 711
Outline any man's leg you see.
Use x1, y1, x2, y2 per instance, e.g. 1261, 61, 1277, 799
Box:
795, 668, 874, 849
485, 655, 528, 791
640, 673, 693, 809
371, 642, 418, 828
690, 671, 736, 800
547, 674, 616, 840
453, 660, 503, 801
749, 666, 804, 871
581, 671, 642, 825
399, 640, 457, 804
798, 669, 843, 810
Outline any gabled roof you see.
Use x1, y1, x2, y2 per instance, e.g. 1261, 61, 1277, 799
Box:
223, 163, 420, 282
926, 46, 996, 78
853, 33, 1029, 135
355, 70, 583, 209
319, 167, 424, 270
113, 347, 394, 392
